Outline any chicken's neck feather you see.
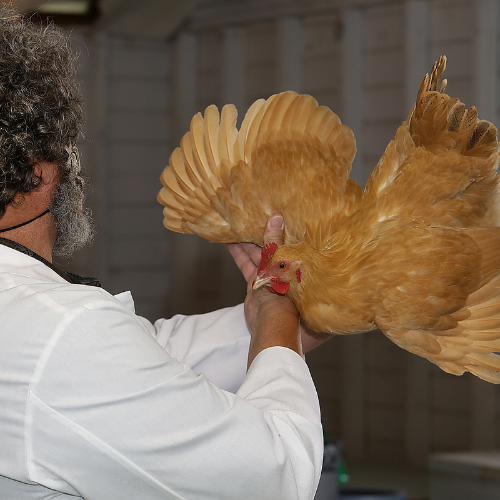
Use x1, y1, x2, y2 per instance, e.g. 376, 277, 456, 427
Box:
277, 241, 376, 334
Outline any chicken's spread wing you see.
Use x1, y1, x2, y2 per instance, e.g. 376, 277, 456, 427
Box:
356, 56, 500, 383
363, 224, 500, 384
158, 92, 360, 247
363, 56, 500, 229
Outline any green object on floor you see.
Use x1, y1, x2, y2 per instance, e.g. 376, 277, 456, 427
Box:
323, 427, 349, 486
338, 456, 350, 485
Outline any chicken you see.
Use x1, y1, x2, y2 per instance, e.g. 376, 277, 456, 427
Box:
158, 56, 500, 383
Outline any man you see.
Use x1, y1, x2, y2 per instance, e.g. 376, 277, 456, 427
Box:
0, 6, 326, 500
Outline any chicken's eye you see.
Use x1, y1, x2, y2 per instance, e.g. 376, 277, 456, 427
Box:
279, 262, 286, 269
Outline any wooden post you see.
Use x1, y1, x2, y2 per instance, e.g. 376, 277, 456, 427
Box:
173, 31, 198, 136
341, 7, 365, 187
86, 30, 111, 286
405, 0, 431, 112
404, 0, 431, 467
220, 26, 248, 307
340, 7, 365, 461
169, 31, 201, 315
223, 27, 246, 112
471, 0, 498, 450
475, 0, 498, 124
278, 16, 304, 93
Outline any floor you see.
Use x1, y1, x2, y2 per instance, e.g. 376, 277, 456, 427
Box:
341, 461, 429, 500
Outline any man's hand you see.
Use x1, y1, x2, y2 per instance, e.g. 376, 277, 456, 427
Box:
227, 214, 286, 291
227, 215, 332, 359
228, 215, 299, 367
227, 214, 285, 291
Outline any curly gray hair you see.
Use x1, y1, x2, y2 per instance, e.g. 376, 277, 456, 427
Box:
0, 5, 84, 218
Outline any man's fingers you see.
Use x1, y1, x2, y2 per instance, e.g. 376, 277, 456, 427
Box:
228, 214, 285, 289
227, 242, 243, 260
228, 242, 262, 268
227, 243, 258, 284
263, 214, 284, 247
237, 242, 262, 266
247, 244, 263, 267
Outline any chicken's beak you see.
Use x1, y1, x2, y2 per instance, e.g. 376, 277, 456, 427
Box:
252, 275, 273, 290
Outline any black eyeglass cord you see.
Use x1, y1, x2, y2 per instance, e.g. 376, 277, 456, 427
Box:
0, 208, 50, 233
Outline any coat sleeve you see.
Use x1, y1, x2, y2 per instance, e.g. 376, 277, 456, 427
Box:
141, 303, 251, 393
29, 299, 323, 500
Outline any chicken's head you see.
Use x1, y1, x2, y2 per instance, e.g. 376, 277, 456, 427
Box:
252, 242, 302, 295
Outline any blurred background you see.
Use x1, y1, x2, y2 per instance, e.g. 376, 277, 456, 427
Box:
6, 0, 500, 498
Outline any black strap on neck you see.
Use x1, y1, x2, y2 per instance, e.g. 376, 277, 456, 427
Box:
0, 209, 50, 233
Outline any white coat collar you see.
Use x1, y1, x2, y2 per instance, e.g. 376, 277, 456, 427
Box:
0, 242, 135, 312
0, 237, 101, 287
0, 242, 69, 285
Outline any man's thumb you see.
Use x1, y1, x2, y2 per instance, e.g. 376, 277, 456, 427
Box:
263, 214, 285, 247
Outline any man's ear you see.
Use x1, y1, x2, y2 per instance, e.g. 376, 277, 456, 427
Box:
35, 162, 58, 186
10, 162, 58, 207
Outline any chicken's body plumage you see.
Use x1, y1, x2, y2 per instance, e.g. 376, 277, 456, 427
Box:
158, 57, 500, 383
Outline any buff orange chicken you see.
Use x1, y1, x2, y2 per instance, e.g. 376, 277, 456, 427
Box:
158, 57, 500, 383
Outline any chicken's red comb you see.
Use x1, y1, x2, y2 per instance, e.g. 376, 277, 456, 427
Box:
257, 242, 278, 274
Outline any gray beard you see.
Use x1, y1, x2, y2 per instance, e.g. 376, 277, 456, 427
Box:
50, 174, 94, 259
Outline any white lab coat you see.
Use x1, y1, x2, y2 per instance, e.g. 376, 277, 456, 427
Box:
0, 244, 323, 500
